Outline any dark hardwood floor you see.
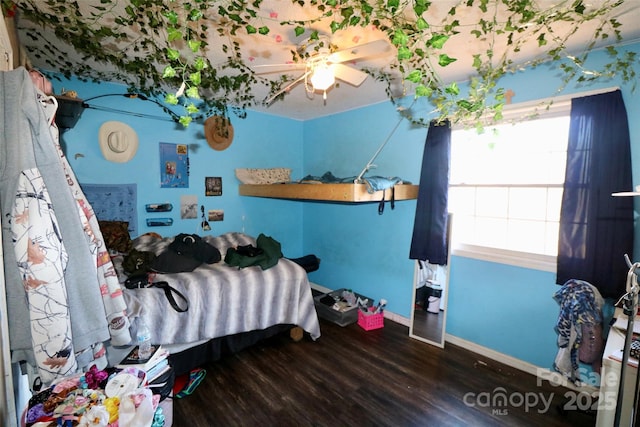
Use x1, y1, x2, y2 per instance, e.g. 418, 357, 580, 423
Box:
171, 318, 597, 427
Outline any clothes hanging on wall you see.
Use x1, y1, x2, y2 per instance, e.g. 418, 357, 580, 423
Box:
39, 87, 132, 352
553, 279, 604, 384
0, 67, 130, 387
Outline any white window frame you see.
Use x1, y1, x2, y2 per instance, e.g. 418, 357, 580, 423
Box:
448, 87, 618, 272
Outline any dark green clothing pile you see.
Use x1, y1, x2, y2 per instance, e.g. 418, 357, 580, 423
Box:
224, 233, 283, 270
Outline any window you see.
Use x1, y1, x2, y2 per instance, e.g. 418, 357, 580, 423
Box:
448, 107, 571, 270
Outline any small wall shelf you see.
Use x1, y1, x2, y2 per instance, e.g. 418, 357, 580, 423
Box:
238, 183, 418, 202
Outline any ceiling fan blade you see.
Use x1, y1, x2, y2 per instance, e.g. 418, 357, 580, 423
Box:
333, 63, 368, 87
328, 39, 391, 64
264, 72, 310, 105
253, 63, 305, 75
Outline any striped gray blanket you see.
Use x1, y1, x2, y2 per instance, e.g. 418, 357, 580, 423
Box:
119, 232, 321, 346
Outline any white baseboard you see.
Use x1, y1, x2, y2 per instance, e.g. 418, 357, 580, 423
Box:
310, 283, 592, 392
384, 311, 410, 327
444, 334, 597, 394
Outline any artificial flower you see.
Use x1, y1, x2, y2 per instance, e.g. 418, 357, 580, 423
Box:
103, 397, 120, 424
85, 365, 109, 389
78, 405, 109, 427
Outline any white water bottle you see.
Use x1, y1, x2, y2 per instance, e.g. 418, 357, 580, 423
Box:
137, 318, 152, 360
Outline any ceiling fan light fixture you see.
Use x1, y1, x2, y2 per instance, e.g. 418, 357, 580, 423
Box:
310, 62, 335, 92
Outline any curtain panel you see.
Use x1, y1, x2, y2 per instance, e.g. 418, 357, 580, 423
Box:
557, 90, 634, 298
409, 120, 451, 265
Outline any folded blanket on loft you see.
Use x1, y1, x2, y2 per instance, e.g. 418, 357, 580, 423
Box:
299, 171, 408, 191
298, 171, 409, 187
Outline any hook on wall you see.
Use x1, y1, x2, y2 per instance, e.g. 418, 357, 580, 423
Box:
201, 205, 211, 231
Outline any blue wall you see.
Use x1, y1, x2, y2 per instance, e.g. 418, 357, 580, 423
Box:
56, 41, 640, 376
300, 41, 640, 377
60, 78, 306, 256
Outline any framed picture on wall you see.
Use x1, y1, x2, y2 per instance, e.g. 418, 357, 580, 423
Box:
205, 177, 222, 196
208, 210, 224, 222
180, 195, 198, 219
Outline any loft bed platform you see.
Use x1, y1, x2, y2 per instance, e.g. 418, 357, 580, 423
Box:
238, 183, 418, 202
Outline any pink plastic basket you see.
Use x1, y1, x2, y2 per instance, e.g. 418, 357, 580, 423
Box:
357, 308, 384, 331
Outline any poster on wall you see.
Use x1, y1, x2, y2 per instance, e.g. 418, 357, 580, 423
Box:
180, 195, 198, 219
208, 210, 224, 222
205, 177, 222, 196
160, 142, 189, 188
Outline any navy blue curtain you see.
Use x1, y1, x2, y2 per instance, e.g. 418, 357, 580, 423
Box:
409, 120, 451, 265
557, 90, 634, 298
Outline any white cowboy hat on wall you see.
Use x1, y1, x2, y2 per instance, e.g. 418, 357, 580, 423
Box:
99, 121, 139, 163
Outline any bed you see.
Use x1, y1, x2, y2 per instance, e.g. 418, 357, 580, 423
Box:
108, 231, 321, 375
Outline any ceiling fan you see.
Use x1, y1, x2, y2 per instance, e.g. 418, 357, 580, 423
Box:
253, 38, 391, 105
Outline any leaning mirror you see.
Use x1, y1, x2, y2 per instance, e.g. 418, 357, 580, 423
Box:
409, 214, 452, 348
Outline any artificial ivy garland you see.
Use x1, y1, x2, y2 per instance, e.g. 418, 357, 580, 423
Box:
4, 0, 637, 127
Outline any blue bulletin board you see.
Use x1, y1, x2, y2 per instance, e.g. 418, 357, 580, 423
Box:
160, 142, 189, 188
82, 183, 138, 236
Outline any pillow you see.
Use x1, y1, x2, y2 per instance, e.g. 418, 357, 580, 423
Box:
98, 220, 132, 253
235, 168, 291, 185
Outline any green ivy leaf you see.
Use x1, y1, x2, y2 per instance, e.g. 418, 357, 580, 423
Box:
445, 82, 459, 95
415, 85, 432, 97
163, 10, 178, 26
166, 48, 180, 61
428, 34, 449, 49
194, 57, 207, 71
537, 33, 547, 47
186, 86, 200, 99
189, 71, 201, 85
246, 25, 257, 34
258, 26, 269, 35
416, 17, 429, 30
438, 54, 457, 67
165, 93, 179, 105
162, 65, 176, 78
188, 9, 203, 21
392, 29, 408, 47
457, 99, 474, 111
179, 116, 192, 127
185, 102, 200, 113
167, 28, 181, 42
397, 46, 412, 60
472, 54, 482, 69
188, 40, 201, 53
387, 0, 399, 12
413, 0, 428, 16
294, 26, 305, 37
406, 70, 422, 83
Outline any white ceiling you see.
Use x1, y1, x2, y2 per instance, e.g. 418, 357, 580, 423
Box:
14, 1, 640, 121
